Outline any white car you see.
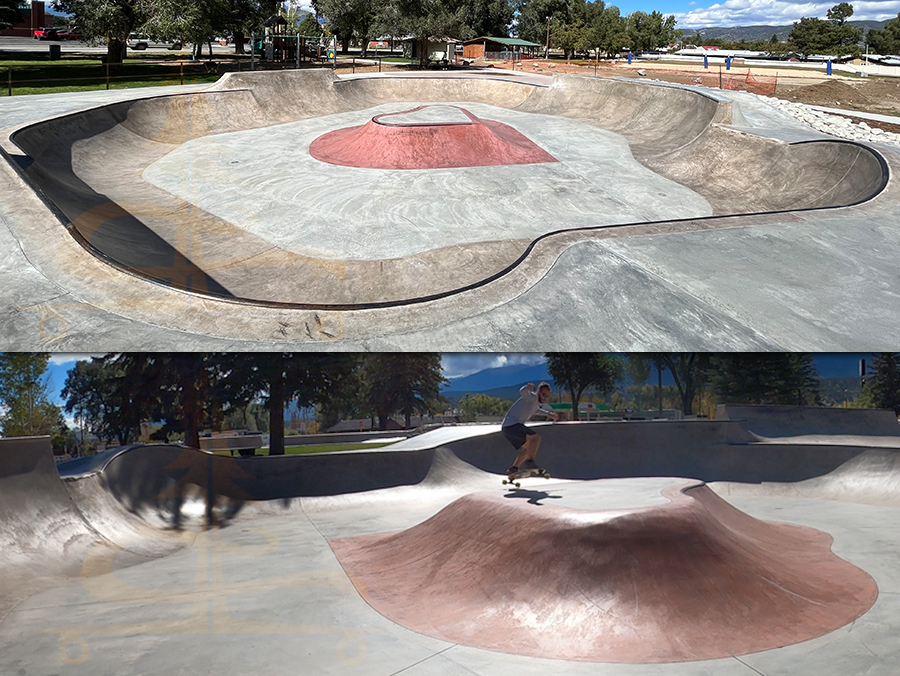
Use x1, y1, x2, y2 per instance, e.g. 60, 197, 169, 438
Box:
127, 33, 182, 50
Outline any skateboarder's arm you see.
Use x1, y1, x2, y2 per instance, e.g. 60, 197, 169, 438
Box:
536, 404, 559, 420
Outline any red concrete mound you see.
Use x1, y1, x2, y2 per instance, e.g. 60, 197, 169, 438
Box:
309, 105, 558, 169
330, 482, 877, 663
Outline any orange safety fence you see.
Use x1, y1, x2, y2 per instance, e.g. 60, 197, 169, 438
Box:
684, 69, 778, 96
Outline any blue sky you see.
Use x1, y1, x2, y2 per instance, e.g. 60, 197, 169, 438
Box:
655, 0, 900, 28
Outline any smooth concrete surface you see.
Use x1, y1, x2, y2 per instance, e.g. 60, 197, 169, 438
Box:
141, 102, 710, 261
1, 70, 900, 349
3, 416, 900, 676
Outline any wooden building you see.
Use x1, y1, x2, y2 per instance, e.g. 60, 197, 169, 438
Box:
462, 37, 542, 60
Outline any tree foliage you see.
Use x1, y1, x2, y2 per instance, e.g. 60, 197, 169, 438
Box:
627, 10, 677, 52
458, 392, 509, 422
866, 13, 900, 55
0, 0, 24, 30
862, 353, 900, 414
626, 353, 710, 416
789, 2, 863, 58
62, 357, 146, 445
362, 354, 447, 429
545, 353, 623, 420
707, 354, 821, 406
0, 353, 67, 441
53, 0, 144, 63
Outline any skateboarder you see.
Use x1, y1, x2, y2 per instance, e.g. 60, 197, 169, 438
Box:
502, 382, 558, 476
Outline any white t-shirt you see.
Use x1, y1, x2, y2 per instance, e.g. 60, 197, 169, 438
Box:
502, 385, 555, 427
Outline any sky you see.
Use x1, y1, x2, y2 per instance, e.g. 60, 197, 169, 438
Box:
655, 0, 900, 29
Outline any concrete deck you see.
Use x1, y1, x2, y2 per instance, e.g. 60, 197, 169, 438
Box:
1, 70, 899, 349
2, 409, 900, 675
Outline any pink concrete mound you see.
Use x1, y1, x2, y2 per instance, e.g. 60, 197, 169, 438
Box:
309, 105, 558, 169
329, 482, 877, 663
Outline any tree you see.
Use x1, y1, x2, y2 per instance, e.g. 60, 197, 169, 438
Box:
513, 0, 568, 46
53, 0, 145, 64
363, 354, 447, 429
862, 353, 900, 414
628, 353, 711, 416
315, 0, 383, 55
627, 10, 677, 52
219, 353, 359, 454
98, 353, 227, 449
866, 13, 900, 55
62, 356, 151, 446
789, 2, 862, 58
0, 353, 67, 439
0, 0, 24, 30
827, 2, 863, 55
458, 393, 509, 422
707, 354, 821, 406
545, 353, 623, 420
298, 12, 324, 36
588, 2, 628, 57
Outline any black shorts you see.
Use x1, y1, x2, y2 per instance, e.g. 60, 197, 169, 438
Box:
502, 423, 536, 450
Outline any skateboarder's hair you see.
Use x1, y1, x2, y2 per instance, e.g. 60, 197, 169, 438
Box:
538, 382, 551, 392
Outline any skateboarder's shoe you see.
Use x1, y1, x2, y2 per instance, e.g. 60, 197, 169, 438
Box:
506, 465, 519, 476
521, 459, 539, 470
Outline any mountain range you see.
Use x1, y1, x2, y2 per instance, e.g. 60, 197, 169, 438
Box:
680, 20, 888, 44
442, 354, 874, 403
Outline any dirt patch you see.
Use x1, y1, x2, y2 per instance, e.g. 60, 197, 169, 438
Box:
775, 79, 875, 108
501, 59, 900, 131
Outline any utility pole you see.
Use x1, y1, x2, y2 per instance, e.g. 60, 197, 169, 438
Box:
545, 16, 550, 59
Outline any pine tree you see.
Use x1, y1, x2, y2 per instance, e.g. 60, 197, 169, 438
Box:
864, 353, 900, 414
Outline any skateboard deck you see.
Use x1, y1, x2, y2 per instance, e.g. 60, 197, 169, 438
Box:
502, 467, 551, 488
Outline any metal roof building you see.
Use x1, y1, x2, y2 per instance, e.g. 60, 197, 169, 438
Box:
462, 36, 542, 60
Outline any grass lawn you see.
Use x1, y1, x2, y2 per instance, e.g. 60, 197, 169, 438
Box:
0, 52, 250, 95
212, 441, 397, 457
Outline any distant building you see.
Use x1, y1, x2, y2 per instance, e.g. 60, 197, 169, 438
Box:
462, 37, 542, 60
401, 36, 460, 62
2, 0, 45, 38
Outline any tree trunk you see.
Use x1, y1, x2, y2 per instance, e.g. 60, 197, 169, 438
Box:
341, 34, 350, 53
183, 386, 201, 450
233, 31, 245, 54
269, 373, 285, 455
107, 38, 126, 64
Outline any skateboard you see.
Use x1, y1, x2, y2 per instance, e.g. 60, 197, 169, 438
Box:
502, 467, 551, 488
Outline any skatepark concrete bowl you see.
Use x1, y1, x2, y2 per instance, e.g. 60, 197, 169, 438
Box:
3, 405, 900, 675
3, 70, 889, 309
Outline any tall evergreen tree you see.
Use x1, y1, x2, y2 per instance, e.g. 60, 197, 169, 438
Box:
218, 353, 359, 453
708, 354, 820, 406
866, 13, 900, 55
363, 354, 446, 429
864, 353, 900, 414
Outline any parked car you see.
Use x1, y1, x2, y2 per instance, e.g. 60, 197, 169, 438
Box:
33, 27, 59, 40
127, 33, 182, 50
56, 28, 82, 41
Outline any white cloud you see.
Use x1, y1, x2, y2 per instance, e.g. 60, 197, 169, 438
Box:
675, 0, 900, 28
442, 353, 546, 380
49, 354, 105, 366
